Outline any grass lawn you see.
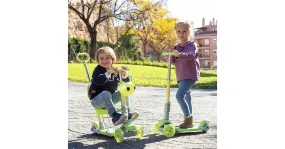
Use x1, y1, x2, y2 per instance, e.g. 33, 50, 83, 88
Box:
68, 63, 217, 89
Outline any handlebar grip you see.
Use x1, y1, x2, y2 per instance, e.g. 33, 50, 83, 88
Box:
118, 67, 130, 72
161, 51, 177, 56
107, 67, 130, 73
76, 52, 90, 63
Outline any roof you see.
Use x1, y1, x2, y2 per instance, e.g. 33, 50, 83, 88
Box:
195, 30, 217, 35
195, 27, 207, 29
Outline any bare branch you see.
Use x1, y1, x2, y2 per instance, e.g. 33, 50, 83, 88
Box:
81, 0, 85, 18
114, 16, 132, 22
95, 0, 104, 27
102, 0, 112, 4
113, 0, 118, 13
87, 1, 97, 20
100, 14, 112, 22
114, 23, 134, 46
114, 0, 128, 13
69, 5, 84, 20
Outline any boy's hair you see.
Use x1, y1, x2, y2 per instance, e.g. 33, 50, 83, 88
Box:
95, 46, 116, 63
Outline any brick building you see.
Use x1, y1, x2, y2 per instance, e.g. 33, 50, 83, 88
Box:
194, 18, 217, 70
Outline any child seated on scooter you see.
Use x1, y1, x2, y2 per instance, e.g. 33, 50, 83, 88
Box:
88, 46, 139, 126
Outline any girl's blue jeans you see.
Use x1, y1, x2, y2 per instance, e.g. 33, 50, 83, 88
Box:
176, 79, 196, 117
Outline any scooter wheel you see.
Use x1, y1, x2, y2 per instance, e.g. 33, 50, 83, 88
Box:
114, 128, 124, 143
136, 125, 144, 139
202, 123, 210, 133
153, 122, 160, 134
91, 121, 99, 129
163, 124, 175, 138
91, 125, 96, 133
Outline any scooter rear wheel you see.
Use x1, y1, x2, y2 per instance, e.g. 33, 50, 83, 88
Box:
163, 124, 175, 138
136, 125, 144, 139
202, 123, 210, 133
114, 128, 124, 143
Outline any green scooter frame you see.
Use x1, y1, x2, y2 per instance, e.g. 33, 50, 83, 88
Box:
76, 53, 144, 143
152, 51, 210, 138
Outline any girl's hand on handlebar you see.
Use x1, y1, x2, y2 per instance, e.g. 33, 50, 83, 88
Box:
172, 50, 179, 57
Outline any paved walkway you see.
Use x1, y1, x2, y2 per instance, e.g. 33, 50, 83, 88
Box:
68, 82, 217, 149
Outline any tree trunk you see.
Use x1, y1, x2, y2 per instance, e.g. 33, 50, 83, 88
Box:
156, 51, 161, 62
106, 19, 110, 43
90, 31, 97, 60
143, 41, 147, 56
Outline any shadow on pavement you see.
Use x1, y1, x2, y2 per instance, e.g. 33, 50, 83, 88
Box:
68, 131, 207, 149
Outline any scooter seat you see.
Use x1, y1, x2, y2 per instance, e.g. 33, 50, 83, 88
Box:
95, 108, 108, 115
95, 108, 124, 115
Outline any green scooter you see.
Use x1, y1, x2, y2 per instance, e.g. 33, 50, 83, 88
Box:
152, 51, 210, 138
76, 52, 144, 143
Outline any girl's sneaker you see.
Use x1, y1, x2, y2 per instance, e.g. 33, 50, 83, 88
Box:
112, 112, 127, 126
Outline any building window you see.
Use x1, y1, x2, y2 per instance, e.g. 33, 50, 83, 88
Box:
205, 39, 209, 46
205, 60, 210, 66
213, 28, 217, 31
214, 61, 217, 66
213, 50, 217, 55
213, 39, 217, 44
205, 50, 210, 56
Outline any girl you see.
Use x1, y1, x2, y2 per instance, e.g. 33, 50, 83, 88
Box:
171, 21, 200, 128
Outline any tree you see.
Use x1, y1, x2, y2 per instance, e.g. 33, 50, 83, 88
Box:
147, 17, 177, 60
116, 33, 140, 60
129, 0, 168, 56
68, 0, 149, 59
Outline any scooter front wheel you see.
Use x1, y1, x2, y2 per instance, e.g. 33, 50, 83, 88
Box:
136, 125, 144, 139
163, 124, 175, 138
153, 122, 160, 134
114, 128, 124, 143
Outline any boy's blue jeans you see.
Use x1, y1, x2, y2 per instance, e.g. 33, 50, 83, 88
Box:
91, 90, 121, 116
176, 79, 196, 117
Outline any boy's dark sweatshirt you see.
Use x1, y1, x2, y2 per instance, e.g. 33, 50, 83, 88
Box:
88, 65, 130, 100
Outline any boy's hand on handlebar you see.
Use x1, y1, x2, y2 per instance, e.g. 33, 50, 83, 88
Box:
113, 67, 119, 73
108, 67, 119, 74
121, 66, 129, 71
121, 66, 129, 77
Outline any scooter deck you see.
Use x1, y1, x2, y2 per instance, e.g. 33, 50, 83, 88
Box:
175, 120, 210, 133
91, 127, 115, 136
91, 121, 139, 136
175, 125, 204, 133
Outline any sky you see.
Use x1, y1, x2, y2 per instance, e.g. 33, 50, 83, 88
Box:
166, 0, 217, 28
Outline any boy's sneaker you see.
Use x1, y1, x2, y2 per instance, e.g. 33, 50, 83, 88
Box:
112, 112, 127, 126
127, 112, 139, 122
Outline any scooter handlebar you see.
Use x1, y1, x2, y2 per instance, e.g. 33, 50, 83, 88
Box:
76, 52, 90, 63
107, 67, 130, 73
161, 51, 179, 56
